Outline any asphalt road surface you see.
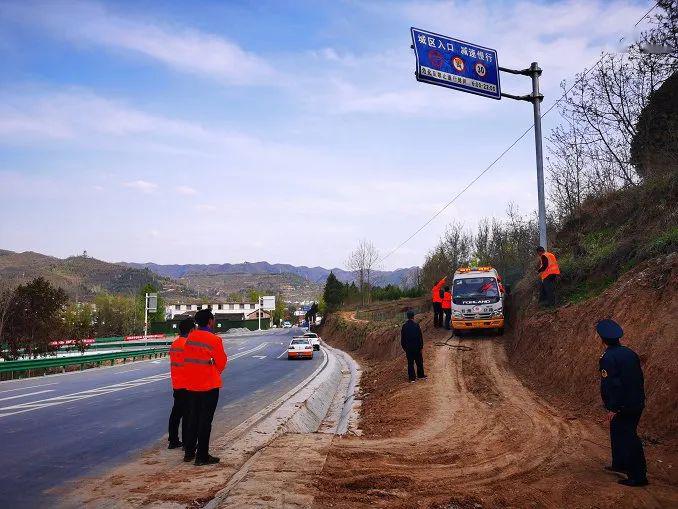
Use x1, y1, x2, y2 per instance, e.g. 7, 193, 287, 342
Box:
0, 327, 323, 508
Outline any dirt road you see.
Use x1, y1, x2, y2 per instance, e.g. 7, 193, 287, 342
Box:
315, 328, 678, 508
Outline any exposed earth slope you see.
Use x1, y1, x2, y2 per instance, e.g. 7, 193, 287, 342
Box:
315, 301, 677, 508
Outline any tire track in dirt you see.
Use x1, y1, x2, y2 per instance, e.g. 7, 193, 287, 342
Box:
314, 329, 678, 508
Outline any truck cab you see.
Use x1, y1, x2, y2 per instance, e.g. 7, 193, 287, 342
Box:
451, 266, 505, 335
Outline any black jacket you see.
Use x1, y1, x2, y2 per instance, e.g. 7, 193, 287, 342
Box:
401, 320, 423, 352
599, 344, 645, 413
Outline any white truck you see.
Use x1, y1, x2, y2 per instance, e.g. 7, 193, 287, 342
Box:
451, 266, 505, 335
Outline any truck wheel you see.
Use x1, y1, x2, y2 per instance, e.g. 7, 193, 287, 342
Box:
497, 327, 504, 336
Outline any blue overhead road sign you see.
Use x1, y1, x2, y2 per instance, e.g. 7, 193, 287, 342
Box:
411, 28, 501, 100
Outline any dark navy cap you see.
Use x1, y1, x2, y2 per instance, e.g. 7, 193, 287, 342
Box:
596, 319, 623, 340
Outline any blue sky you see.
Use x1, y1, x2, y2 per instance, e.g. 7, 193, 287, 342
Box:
0, 0, 652, 269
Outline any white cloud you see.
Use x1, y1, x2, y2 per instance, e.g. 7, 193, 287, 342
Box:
175, 185, 198, 196
3, 0, 276, 85
123, 179, 157, 193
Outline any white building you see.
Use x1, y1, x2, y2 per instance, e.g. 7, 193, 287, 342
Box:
166, 301, 261, 320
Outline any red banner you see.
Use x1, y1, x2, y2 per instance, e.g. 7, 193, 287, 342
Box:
49, 338, 96, 346
124, 334, 166, 341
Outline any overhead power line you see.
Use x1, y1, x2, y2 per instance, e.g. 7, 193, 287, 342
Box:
377, 1, 661, 265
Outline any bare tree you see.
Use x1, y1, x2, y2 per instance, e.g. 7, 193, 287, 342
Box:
346, 239, 380, 306
550, 1, 678, 206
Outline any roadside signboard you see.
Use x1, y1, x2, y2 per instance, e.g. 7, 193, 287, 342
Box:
261, 295, 276, 311
146, 293, 158, 313
411, 27, 501, 100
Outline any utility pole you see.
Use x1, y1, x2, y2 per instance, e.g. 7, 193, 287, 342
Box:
500, 61, 548, 249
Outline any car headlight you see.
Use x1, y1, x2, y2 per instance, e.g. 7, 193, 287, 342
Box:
453, 311, 462, 318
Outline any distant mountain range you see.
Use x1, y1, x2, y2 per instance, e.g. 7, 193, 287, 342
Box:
0, 249, 194, 300
120, 261, 418, 287
0, 249, 419, 303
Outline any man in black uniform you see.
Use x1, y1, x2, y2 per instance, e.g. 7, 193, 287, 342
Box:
597, 319, 648, 487
401, 310, 426, 383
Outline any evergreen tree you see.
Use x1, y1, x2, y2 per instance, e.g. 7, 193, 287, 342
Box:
323, 272, 344, 311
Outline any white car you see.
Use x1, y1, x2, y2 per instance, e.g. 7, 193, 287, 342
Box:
287, 337, 313, 359
302, 332, 321, 351
283, 321, 292, 328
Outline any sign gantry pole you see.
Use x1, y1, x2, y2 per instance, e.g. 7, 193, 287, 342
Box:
498, 62, 547, 250
144, 293, 149, 340
410, 27, 549, 250
530, 63, 548, 251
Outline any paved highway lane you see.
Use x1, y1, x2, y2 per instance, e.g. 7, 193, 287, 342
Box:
0, 328, 323, 508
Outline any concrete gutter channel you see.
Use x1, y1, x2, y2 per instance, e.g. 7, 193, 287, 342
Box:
205, 343, 361, 509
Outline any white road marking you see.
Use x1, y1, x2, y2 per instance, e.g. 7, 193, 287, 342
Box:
252, 355, 267, 359
0, 373, 171, 418
0, 389, 55, 402
277, 349, 289, 359
114, 368, 141, 374
0, 382, 58, 394
0, 342, 269, 419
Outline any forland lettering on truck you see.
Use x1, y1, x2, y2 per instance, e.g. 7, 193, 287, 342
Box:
451, 266, 505, 335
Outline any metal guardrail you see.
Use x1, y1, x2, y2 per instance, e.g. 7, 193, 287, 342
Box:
0, 347, 170, 379
59, 340, 173, 352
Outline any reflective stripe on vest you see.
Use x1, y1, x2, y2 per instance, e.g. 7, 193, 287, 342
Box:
169, 347, 184, 353
185, 340, 213, 350
541, 251, 561, 280
170, 361, 183, 367
184, 357, 213, 365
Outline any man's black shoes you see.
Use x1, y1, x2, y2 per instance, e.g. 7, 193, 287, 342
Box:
168, 441, 183, 450
618, 478, 649, 487
183, 453, 195, 463
194, 454, 220, 466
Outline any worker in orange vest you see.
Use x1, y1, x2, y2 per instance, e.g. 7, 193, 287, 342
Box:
497, 275, 506, 295
536, 246, 560, 307
431, 276, 446, 328
168, 317, 194, 450
442, 285, 452, 330
182, 309, 227, 466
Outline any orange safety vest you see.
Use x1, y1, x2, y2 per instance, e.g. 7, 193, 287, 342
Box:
540, 251, 561, 280
183, 329, 228, 391
431, 277, 446, 303
169, 335, 187, 390
442, 291, 452, 310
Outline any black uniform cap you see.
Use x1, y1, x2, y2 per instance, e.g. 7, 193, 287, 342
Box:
596, 319, 623, 340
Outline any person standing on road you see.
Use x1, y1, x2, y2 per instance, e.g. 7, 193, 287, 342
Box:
431, 276, 446, 328
536, 246, 560, 307
168, 317, 194, 450
442, 286, 452, 330
182, 309, 227, 466
597, 319, 648, 487
401, 310, 426, 383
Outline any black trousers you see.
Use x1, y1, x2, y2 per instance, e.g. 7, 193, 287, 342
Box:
405, 349, 425, 381
168, 388, 188, 444
185, 388, 219, 460
539, 274, 557, 307
443, 309, 451, 330
610, 410, 647, 481
432, 302, 443, 328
